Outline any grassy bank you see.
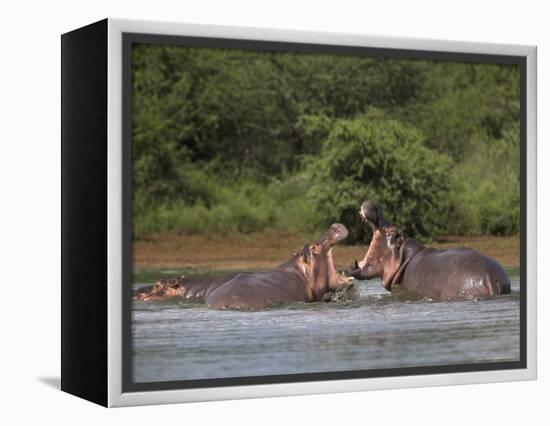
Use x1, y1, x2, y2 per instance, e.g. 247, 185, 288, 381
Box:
133, 232, 519, 274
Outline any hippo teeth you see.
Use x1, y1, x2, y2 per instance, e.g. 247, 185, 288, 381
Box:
340, 272, 353, 284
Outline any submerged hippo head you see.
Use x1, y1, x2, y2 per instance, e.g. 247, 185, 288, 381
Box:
296, 223, 349, 301
349, 201, 409, 290
132, 277, 184, 301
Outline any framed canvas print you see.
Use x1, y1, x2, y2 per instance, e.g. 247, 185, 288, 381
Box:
61, 18, 537, 407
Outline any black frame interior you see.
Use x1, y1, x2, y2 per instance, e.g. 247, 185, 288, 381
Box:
61, 19, 109, 406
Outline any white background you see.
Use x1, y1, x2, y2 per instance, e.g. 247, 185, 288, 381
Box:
0, 0, 546, 424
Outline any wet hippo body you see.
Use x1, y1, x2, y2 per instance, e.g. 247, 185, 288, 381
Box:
349, 201, 510, 301
134, 223, 350, 309
395, 245, 511, 300
133, 274, 239, 303
206, 269, 312, 310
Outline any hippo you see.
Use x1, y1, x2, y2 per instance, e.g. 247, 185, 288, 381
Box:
348, 201, 511, 301
133, 277, 184, 301
133, 274, 240, 303
133, 223, 351, 309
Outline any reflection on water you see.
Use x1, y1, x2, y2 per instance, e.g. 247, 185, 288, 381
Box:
132, 276, 520, 383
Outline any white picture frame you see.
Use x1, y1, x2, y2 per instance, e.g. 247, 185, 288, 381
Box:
61, 18, 537, 407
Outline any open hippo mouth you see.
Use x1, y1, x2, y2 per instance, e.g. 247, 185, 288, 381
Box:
300, 223, 350, 301
348, 202, 379, 278
359, 200, 389, 228
348, 201, 390, 279
318, 223, 349, 247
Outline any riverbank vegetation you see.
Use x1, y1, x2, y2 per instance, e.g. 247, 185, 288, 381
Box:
132, 44, 520, 243
133, 232, 519, 272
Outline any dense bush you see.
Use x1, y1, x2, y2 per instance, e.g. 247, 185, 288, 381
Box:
133, 169, 320, 237
303, 117, 454, 241
131, 44, 521, 240
445, 124, 520, 236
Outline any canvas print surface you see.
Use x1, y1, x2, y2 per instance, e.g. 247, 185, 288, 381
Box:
129, 42, 521, 385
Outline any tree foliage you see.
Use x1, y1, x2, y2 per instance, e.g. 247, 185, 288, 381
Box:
131, 43, 520, 241
303, 117, 453, 241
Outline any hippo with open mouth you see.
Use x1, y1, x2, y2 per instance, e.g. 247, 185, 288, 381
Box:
348, 201, 511, 301
133, 275, 239, 303
133, 276, 189, 302
133, 223, 351, 309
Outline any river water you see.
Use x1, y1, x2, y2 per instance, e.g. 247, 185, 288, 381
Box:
132, 274, 520, 383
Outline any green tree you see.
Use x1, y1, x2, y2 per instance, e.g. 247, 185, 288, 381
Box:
304, 116, 454, 242
130, 43, 520, 239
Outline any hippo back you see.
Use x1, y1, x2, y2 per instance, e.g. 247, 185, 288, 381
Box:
206, 269, 309, 309
401, 247, 511, 300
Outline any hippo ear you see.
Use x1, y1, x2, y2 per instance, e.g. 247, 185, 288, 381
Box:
389, 238, 414, 289
389, 229, 405, 257
301, 244, 311, 263
397, 232, 404, 246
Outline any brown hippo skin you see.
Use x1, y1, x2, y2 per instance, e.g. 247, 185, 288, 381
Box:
348, 201, 511, 301
133, 274, 240, 303
134, 223, 350, 309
